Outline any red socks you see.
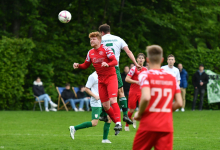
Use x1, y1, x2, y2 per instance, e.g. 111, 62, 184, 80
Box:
105, 107, 116, 123
111, 103, 121, 123
126, 111, 133, 127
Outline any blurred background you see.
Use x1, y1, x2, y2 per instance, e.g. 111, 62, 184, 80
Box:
0, 0, 220, 110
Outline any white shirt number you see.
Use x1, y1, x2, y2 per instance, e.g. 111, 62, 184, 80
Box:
149, 88, 172, 112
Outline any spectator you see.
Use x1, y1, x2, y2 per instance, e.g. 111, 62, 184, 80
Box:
178, 63, 188, 112
145, 62, 149, 70
61, 83, 84, 112
192, 64, 209, 111
130, 63, 134, 69
161, 54, 181, 85
33, 77, 57, 112
121, 66, 130, 97
77, 86, 91, 111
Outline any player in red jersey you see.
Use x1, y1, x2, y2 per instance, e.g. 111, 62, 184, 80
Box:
133, 45, 182, 150
73, 32, 125, 131
124, 53, 148, 131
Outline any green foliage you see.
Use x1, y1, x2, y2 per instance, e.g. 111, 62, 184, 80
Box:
0, 36, 35, 110
0, 0, 220, 109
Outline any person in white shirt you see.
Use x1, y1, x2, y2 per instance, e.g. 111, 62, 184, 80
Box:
99, 24, 139, 125
161, 54, 181, 112
161, 54, 181, 85
69, 72, 112, 143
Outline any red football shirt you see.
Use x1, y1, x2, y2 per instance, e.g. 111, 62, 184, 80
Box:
138, 69, 181, 132
127, 66, 148, 93
78, 44, 117, 81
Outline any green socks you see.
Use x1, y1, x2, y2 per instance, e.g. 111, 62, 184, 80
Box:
74, 121, 92, 130
119, 97, 128, 115
103, 122, 111, 140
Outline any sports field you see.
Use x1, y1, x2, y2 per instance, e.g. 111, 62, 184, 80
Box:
0, 111, 219, 150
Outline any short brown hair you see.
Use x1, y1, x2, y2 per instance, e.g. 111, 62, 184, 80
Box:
146, 45, 163, 64
65, 83, 70, 87
167, 54, 175, 59
137, 53, 145, 58
89, 31, 102, 40
99, 24, 110, 34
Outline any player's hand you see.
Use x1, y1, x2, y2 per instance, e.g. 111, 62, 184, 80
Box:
73, 63, 79, 69
94, 95, 100, 100
136, 64, 142, 70
134, 111, 141, 121
101, 62, 109, 67
135, 81, 140, 85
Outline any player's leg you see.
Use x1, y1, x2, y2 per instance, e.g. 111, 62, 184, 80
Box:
125, 92, 137, 130
69, 107, 101, 140
102, 115, 112, 143
99, 82, 116, 123
133, 130, 156, 150
154, 132, 173, 150
99, 106, 108, 122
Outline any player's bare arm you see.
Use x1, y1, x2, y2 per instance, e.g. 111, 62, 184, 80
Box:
125, 75, 139, 84
172, 93, 182, 111
85, 87, 100, 100
73, 63, 79, 69
178, 80, 180, 85
134, 87, 151, 121
123, 46, 141, 69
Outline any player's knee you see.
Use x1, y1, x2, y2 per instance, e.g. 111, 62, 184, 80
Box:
109, 97, 117, 104
92, 120, 98, 126
102, 104, 110, 110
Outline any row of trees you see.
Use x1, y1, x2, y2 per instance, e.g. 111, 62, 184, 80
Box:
0, 0, 220, 110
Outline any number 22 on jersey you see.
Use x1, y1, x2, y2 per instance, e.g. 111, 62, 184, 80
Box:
149, 88, 172, 113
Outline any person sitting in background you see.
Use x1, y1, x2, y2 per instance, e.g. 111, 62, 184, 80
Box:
61, 83, 84, 112
77, 86, 91, 111
130, 63, 135, 69
33, 77, 57, 112
121, 66, 130, 97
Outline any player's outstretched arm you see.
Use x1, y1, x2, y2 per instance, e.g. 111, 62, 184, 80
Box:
123, 46, 141, 69
85, 87, 99, 100
134, 87, 151, 121
125, 75, 139, 84
172, 93, 182, 111
77, 60, 92, 70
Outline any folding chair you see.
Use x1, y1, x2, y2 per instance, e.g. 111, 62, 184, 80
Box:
33, 95, 44, 111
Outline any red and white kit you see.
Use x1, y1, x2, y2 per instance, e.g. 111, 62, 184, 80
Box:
79, 44, 118, 102
127, 66, 148, 109
78, 44, 120, 123
133, 69, 181, 150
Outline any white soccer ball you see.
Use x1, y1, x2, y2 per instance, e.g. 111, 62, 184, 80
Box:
58, 10, 71, 23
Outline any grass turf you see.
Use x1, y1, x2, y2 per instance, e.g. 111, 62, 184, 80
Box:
0, 110, 220, 150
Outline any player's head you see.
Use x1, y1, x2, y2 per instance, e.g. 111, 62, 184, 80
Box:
146, 45, 164, 65
130, 63, 134, 69
137, 53, 145, 66
167, 54, 175, 67
65, 83, 70, 90
89, 32, 102, 48
99, 24, 110, 36
178, 63, 183, 71
124, 66, 130, 74
199, 64, 204, 72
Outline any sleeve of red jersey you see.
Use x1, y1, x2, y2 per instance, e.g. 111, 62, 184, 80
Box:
78, 51, 92, 69
127, 66, 136, 77
138, 71, 150, 89
104, 47, 118, 67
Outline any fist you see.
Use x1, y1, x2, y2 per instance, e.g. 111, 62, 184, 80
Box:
73, 63, 79, 69
94, 95, 100, 100
101, 62, 109, 67
136, 64, 142, 70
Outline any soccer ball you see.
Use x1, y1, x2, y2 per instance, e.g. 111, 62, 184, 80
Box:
58, 10, 71, 23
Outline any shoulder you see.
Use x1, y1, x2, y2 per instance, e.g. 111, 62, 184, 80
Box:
88, 48, 94, 54
162, 69, 176, 78
161, 65, 167, 69
130, 66, 137, 71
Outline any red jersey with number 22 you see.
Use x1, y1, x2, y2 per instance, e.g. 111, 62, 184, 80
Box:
127, 66, 148, 93
138, 69, 181, 132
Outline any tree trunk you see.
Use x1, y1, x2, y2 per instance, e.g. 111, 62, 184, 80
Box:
119, 0, 125, 25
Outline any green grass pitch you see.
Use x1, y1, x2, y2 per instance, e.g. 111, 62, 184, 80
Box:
0, 111, 220, 150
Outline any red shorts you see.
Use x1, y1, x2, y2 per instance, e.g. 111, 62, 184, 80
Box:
128, 91, 141, 109
98, 75, 118, 103
133, 130, 173, 150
